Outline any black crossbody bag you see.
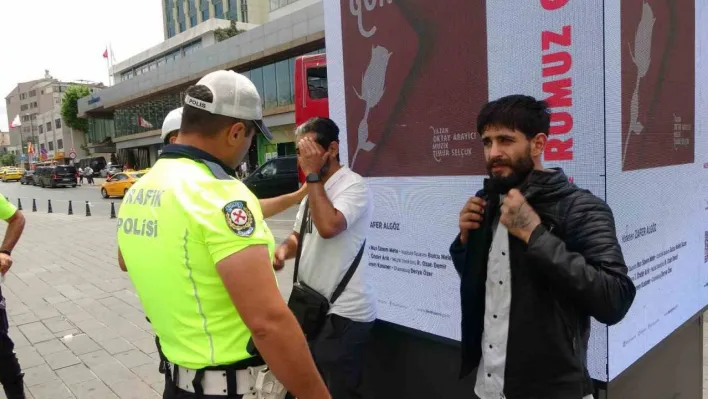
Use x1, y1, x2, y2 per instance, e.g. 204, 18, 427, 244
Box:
287, 201, 366, 338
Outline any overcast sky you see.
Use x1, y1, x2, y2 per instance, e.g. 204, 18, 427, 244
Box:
0, 0, 164, 131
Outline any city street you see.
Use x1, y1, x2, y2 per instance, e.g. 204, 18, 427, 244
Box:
0, 179, 118, 219
0, 208, 298, 398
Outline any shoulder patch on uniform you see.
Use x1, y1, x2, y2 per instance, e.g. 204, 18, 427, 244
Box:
223, 200, 255, 237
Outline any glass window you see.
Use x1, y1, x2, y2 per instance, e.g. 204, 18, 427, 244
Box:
270, 0, 279, 11
39, 125, 43, 134
262, 63, 277, 109
179, 21, 186, 32
57, 139, 63, 149
250, 67, 264, 107
46, 122, 52, 132
260, 162, 277, 177
228, 0, 238, 20
55, 119, 62, 129
48, 141, 54, 151
240, 0, 248, 22
202, 9, 209, 20
307, 67, 328, 99
213, 0, 224, 18
276, 60, 292, 106
190, 14, 197, 26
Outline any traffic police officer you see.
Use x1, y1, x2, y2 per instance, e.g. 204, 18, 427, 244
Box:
0, 195, 26, 399
117, 70, 329, 399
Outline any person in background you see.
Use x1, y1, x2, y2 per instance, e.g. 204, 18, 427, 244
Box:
84, 166, 94, 185
161, 108, 182, 145
450, 95, 636, 399
274, 117, 375, 399
77, 167, 84, 185
0, 195, 26, 398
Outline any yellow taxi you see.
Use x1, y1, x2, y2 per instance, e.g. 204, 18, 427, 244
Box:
2, 167, 23, 182
100, 171, 147, 198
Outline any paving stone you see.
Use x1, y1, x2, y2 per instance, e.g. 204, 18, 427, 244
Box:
98, 337, 136, 355
33, 339, 67, 356
42, 316, 75, 333
56, 364, 97, 386
11, 312, 39, 326
28, 379, 73, 399
18, 322, 54, 344
78, 350, 115, 369
44, 350, 81, 370
114, 349, 154, 369
109, 378, 160, 399
62, 334, 101, 355
23, 364, 59, 387
68, 379, 118, 399
131, 337, 158, 355
15, 346, 46, 368
132, 363, 164, 386
91, 363, 136, 387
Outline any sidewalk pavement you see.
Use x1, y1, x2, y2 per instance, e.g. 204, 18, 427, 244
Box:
0, 211, 296, 399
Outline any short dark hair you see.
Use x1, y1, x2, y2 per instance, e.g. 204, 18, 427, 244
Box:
295, 117, 339, 146
476, 95, 551, 139
180, 85, 255, 137
163, 131, 177, 145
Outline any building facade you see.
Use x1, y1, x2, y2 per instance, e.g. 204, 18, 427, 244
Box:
163, 0, 269, 39
115, 18, 258, 84
79, 0, 325, 171
4, 71, 103, 166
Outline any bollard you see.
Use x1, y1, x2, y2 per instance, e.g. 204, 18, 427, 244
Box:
32, 199, 37, 212
110, 202, 116, 219
47, 199, 53, 214
68, 200, 73, 215
85, 201, 91, 217
17, 198, 22, 211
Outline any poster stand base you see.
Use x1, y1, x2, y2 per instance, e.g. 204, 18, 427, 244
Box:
362, 312, 704, 398
598, 310, 704, 399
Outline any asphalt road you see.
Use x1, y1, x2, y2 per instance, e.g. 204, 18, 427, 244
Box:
0, 178, 117, 218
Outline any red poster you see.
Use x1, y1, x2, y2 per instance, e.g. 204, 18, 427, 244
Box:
341, 0, 489, 177
621, 0, 695, 171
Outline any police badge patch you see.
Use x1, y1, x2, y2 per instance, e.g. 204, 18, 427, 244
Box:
223, 200, 255, 237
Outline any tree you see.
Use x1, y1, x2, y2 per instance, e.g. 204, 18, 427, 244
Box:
215, 20, 245, 42
0, 153, 16, 167
60, 85, 91, 133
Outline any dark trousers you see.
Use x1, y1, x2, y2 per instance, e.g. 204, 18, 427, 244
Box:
0, 287, 25, 399
309, 314, 373, 399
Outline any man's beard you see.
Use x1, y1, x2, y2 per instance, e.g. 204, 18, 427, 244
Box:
486, 150, 534, 194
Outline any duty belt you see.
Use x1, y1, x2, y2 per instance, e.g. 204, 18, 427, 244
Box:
168, 362, 286, 398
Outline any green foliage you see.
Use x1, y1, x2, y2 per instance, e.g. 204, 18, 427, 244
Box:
215, 20, 245, 42
0, 153, 16, 166
61, 86, 91, 133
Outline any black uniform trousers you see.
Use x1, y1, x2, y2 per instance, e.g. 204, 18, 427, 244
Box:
0, 286, 25, 399
308, 314, 373, 399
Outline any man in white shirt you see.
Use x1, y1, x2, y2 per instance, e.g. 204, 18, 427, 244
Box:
274, 117, 375, 399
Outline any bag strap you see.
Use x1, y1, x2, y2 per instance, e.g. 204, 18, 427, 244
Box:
292, 200, 310, 284
330, 239, 366, 304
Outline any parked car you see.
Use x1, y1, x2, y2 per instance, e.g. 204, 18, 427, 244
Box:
101, 171, 146, 198
2, 168, 23, 182
100, 163, 123, 178
242, 156, 299, 199
35, 165, 78, 188
19, 170, 34, 185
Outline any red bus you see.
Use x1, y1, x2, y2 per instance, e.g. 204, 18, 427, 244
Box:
294, 53, 328, 184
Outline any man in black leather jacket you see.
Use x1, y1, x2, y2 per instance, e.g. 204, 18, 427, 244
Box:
450, 95, 636, 399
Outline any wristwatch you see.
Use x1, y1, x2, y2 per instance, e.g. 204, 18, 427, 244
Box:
305, 173, 321, 183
